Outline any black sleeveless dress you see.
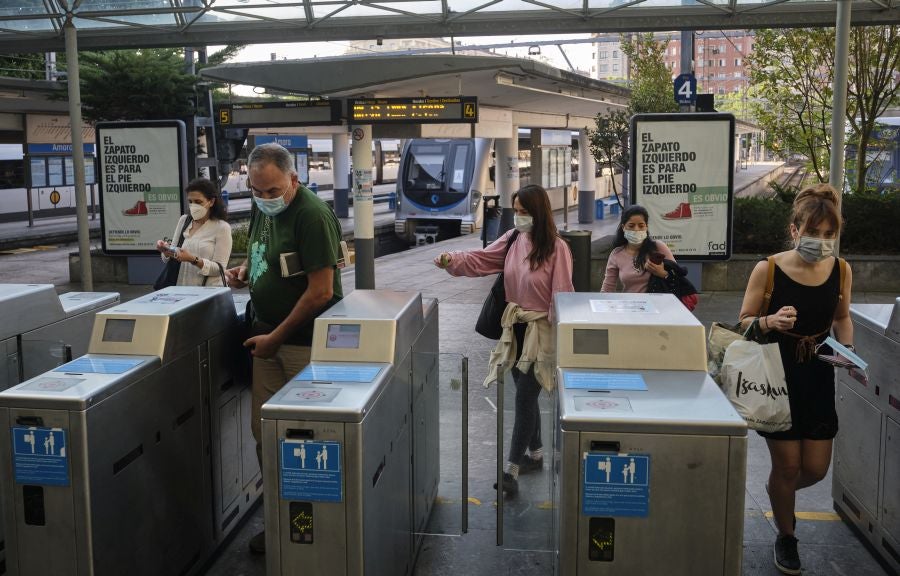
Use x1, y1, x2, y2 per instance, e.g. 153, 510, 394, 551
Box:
758, 258, 842, 441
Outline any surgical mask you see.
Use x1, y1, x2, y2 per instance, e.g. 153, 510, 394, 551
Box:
796, 235, 835, 263
189, 203, 209, 220
254, 194, 288, 217
514, 214, 533, 233
624, 230, 647, 245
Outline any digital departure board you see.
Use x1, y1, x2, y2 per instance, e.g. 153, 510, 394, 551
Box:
349, 97, 478, 124
218, 101, 341, 127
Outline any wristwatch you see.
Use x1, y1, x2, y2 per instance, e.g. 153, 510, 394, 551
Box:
194, 256, 201, 265
842, 343, 855, 351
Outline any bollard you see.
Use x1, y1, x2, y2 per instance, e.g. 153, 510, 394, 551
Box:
309, 182, 319, 195
595, 199, 604, 220
221, 190, 229, 209
559, 229, 592, 292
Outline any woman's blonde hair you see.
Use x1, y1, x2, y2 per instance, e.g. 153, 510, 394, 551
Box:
791, 183, 842, 233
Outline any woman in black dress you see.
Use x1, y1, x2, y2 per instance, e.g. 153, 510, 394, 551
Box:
737, 184, 854, 575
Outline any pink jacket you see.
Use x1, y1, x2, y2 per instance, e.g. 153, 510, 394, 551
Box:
445, 229, 574, 319
601, 240, 674, 293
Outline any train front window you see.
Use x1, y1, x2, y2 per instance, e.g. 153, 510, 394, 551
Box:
403, 140, 473, 210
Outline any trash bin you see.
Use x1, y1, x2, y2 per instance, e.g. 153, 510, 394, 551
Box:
309, 182, 318, 194
481, 194, 501, 248
221, 189, 229, 209
559, 229, 592, 292
595, 199, 605, 220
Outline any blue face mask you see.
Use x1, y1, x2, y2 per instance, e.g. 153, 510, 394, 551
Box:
254, 193, 288, 217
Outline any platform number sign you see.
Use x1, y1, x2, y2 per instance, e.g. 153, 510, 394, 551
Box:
674, 73, 697, 106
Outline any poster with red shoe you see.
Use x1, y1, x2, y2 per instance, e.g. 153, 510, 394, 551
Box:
630, 113, 735, 261
96, 121, 187, 255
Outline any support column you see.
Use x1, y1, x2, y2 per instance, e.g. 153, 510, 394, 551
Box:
829, 1, 851, 195
495, 129, 519, 234
577, 129, 596, 224
65, 20, 92, 291
679, 30, 694, 113
351, 125, 374, 289
332, 132, 350, 218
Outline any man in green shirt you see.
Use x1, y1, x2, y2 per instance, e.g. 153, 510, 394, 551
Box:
225, 143, 343, 554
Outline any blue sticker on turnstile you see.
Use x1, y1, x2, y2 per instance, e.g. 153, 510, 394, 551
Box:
295, 365, 381, 383
12, 427, 69, 486
280, 440, 342, 502
583, 453, 650, 517
564, 372, 647, 391
53, 357, 143, 374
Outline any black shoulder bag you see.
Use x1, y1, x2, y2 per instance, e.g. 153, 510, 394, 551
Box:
153, 215, 192, 290
475, 230, 520, 340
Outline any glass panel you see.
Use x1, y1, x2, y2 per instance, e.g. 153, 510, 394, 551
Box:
0, 2, 50, 17
0, 19, 56, 32
500, 363, 556, 563
313, 2, 443, 19
448, 0, 546, 13
209, 5, 307, 22
411, 350, 465, 537
72, 13, 177, 28
75, 0, 173, 11
47, 156, 63, 187
29, 157, 46, 188
64, 156, 74, 186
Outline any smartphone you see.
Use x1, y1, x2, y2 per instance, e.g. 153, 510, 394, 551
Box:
648, 252, 664, 265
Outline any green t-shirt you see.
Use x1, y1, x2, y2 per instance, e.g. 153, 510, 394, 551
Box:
248, 185, 343, 345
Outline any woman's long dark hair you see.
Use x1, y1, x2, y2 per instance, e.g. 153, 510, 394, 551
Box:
512, 184, 557, 271
187, 177, 227, 221
612, 204, 656, 271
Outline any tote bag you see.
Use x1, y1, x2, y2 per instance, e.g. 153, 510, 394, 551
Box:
720, 334, 791, 433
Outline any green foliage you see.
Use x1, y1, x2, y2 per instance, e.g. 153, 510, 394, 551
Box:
733, 192, 900, 254
231, 222, 249, 254
840, 190, 900, 254
766, 180, 798, 204
587, 109, 630, 199
732, 198, 791, 253
0, 53, 48, 80
79, 49, 197, 121
620, 33, 679, 114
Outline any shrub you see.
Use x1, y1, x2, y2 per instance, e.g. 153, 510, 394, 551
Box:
732, 191, 900, 255
231, 223, 249, 254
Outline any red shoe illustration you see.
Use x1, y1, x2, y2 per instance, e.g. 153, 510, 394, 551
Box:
123, 200, 148, 216
662, 202, 692, 220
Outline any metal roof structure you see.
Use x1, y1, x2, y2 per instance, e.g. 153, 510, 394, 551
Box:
1, 1, 899, 54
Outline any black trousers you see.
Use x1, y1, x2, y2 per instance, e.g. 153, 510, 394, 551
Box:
508, 323, 543, 466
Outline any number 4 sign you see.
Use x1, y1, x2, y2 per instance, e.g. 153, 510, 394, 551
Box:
674, 73, 697, 105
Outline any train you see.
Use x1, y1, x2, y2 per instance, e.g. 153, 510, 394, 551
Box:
393, 131, 617, 245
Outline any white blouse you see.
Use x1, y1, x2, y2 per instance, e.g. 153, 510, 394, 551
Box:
162, 215, 233, 287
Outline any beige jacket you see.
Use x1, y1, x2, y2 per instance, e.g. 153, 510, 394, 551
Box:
483, 303, 556, 392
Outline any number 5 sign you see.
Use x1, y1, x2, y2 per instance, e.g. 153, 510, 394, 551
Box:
673, 73, 697, 105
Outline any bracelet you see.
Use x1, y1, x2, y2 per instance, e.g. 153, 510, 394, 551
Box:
761, 315, 768, 330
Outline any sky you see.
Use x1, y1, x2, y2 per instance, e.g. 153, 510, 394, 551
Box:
213, 33, 598, 95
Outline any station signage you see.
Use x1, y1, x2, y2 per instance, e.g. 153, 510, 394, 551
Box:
348, 97, 478, 124
218, 100, 341, 127
630, 113, 735, 261
96, 120, 188, 255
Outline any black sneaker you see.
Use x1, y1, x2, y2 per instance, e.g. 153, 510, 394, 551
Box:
249, 530, 266, 555
492, 472, 519, 497
773, 534, 801, 575
519, 456, 544, 474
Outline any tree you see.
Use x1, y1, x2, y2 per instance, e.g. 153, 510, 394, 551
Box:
620, 33, 679, 115
747, 28, 835, 183
747, 26, 900, 191
586, 33, 678, 206
847, 25, 900, 194
76, 45, 242, 122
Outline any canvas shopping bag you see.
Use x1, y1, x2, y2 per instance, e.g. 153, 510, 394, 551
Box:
721, 335, 791, 433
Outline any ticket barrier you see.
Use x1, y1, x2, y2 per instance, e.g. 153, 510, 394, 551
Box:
0, 284, 119, 390
0, 287, 261, 576
261, 289, 439, 576
832, 297, 900, 575
552, 293, 747, 576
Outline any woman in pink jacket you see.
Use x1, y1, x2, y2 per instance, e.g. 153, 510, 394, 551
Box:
435, 184, 574, 497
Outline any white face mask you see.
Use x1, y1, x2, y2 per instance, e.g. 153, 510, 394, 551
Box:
796, 235, 835, 263
624, 230, 647, 245
514, 214, 533, 233
189, 202, 209, 220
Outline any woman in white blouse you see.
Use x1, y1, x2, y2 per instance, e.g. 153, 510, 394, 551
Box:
155, 178, 232, 286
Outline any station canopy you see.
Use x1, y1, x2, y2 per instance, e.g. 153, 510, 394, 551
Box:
1, 1, 899, 54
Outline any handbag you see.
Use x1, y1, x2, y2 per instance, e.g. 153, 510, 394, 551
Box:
153, 215, 192, 290
720, 320, 792, 433
647, 259, 698, 310
201, 261, 228, 287
474, 230, 520, 340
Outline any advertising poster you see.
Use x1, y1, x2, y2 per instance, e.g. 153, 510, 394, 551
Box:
97, 121, 186, 254
631, 114, 735, 260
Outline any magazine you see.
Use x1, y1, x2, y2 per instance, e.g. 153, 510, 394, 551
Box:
816, 337, 868, 385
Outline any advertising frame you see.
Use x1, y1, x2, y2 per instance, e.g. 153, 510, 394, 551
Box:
96, 120, 188, 256
630, 113, 735, 261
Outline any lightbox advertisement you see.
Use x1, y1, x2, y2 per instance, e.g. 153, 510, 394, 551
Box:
630, 113, 735, 260
96, 120, 187, 255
